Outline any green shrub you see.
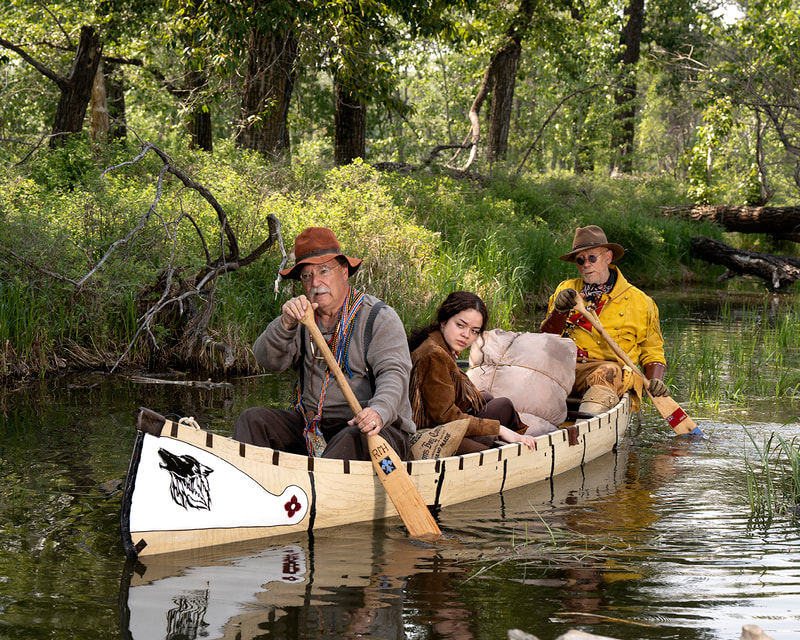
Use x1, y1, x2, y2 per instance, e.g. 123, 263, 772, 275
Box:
0, 139, 736, 378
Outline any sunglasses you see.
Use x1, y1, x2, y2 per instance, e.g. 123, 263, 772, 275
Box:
575, 253, 601, 266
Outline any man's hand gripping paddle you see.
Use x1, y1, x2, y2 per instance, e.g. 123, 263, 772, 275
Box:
300, 304, 441, 536
573, 297, 703, 436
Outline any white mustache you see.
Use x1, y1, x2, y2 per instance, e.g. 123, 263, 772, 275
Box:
310, 286, 330, 297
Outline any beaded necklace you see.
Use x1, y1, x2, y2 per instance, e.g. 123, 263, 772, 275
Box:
297, 287, 366, 456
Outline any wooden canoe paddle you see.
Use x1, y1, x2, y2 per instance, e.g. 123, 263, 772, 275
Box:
573, 297, 703, 436
300, 304, 441, 536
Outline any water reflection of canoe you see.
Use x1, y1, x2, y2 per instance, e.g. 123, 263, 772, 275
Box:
119, 525, 413, 640
120, 520, 478, 640
120, 394, 631, 558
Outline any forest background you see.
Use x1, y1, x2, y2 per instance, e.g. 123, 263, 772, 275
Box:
1, 0, 799, 381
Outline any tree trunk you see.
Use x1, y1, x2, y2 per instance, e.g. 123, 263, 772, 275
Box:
610, 0, 644, 174
463, 0, 534, 168
104, 61, 127, 141
90, 60, 109, 141
573, 100, 593, 174
188, 105, 213, 152
690, 236, 800, 290
180, 0, 212, 152
334, 80, 366, 165
236, 24, 298, 160
486, 40, 522, 162
662, 204, 800, 241
186, 68, 213, 152
50, 25, 103, 148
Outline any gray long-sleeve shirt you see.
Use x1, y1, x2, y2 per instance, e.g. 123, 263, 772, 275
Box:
253, 293, 416, 434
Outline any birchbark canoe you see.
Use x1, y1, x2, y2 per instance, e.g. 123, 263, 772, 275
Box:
120, 449, 632, 640
120, 394, 631, 559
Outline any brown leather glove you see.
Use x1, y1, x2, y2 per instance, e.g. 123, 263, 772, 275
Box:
553, 288, 578, 314
645, 362, 669, 397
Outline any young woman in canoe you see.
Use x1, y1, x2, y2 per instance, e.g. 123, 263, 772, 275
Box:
408, 291, 536, 454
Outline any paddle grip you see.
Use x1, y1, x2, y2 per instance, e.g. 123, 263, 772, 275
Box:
573, 297, 651, 388
300, 304, 364, 416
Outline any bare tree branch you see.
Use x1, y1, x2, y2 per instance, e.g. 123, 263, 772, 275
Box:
0, 35, 67, 89
34, 0, 74, 47
3, 249, 83, 287
9, 140, 284, 374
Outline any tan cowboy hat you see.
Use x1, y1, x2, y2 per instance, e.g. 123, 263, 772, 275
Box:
280, 226, 362, 280
559, 225, 625, 262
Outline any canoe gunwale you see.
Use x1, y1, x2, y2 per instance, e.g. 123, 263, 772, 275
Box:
121, 394, 631, 558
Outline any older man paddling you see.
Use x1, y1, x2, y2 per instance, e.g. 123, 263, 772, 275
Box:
540, 225, 669, 415
233, 226, 415, 461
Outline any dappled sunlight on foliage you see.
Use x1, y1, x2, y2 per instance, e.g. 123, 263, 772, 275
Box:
0, 137, 740, 379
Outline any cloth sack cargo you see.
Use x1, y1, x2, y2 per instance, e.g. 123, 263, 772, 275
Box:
467, 329, 576, 436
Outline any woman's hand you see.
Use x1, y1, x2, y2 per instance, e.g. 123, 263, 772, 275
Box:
499, 426, 536, 450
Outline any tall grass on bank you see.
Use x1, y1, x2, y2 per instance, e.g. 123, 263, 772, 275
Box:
0, 136, 734, 379
667, 299, 800, 406
744, 426, 800, 523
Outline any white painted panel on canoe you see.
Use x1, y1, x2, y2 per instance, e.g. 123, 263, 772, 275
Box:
130, 435, 309, 532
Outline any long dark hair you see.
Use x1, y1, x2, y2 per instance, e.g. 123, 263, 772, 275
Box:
408, 291, 489, 352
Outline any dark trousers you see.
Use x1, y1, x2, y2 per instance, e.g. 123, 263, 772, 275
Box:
479, 393, 521, 430
457, 393, 521, 455
233, 407, 411, 462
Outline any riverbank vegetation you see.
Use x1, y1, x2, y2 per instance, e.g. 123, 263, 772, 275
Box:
667, 300, 800, 406
3, 0, 800, 381
0, 139, 729, 379
745, 427, 800, 523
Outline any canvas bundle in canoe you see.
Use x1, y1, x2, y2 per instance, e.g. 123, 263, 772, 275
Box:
120, 394, 631, 558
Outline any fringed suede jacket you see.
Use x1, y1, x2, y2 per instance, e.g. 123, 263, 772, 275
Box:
409, 330, 500, 436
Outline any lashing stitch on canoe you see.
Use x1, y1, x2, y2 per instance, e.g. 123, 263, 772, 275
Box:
434, 461, 446, 507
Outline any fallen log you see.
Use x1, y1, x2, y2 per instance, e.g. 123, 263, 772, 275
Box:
126, 375, 233, 390
690, 236, 800, 290
663, 205, 800, 242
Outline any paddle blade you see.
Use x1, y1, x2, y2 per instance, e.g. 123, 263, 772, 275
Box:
368, 434, 441, 536
649, 394, 704, 436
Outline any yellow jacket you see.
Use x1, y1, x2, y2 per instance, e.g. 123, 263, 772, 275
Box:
546, 266, 665, 368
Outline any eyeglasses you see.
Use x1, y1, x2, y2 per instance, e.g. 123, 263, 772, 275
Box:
299, 263, 340, 283
575, 254, 600, 266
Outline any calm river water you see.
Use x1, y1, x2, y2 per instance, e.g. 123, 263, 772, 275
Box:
1, 288, 799, 640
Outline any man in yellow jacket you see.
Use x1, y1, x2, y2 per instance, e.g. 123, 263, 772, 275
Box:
541, 225, 669, 415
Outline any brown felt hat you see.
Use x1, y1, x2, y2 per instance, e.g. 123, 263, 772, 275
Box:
559, 225, 625, 262
279, 226, 362, 280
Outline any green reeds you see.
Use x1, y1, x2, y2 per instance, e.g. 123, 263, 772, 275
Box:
744, 425, 800, 522
426, 232, 531, 328
671, 299, 800, 405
